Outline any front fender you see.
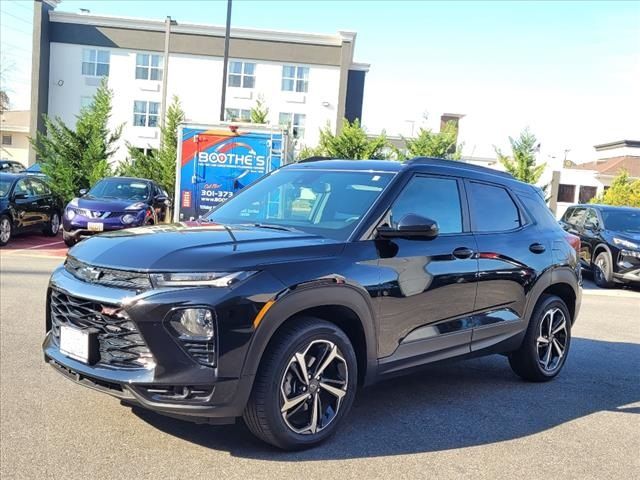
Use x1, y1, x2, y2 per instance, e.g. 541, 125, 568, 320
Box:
240, 283, 379, 385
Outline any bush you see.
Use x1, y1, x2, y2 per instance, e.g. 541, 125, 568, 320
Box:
591, 170, 640, 207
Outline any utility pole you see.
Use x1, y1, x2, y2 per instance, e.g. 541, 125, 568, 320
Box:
160, 16, 175, 132
219, 0, 232, 121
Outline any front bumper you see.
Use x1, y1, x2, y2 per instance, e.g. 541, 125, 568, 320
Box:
42, 266, 281, 420
613, 250, 640, 285
62, 213, 145, 239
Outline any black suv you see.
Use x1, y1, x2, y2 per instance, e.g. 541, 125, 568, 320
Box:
43, 158, 582, 450
560, 204, 640, 287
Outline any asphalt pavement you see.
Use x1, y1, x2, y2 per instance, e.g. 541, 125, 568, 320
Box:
1, 253, 638, 480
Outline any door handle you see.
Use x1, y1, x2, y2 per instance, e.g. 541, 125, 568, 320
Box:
529, 243, 546, 254
452, 247, 474, 259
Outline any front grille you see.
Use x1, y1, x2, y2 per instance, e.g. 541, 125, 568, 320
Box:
72, 208, 110, 219
50, 289, 154, 369
65, 257, 152, 291
106, 212, 124, 219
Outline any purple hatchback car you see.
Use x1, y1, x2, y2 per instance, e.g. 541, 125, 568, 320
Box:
62, 177, 171, 247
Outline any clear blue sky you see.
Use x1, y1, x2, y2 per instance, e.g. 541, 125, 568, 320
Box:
1, 0, 639, 161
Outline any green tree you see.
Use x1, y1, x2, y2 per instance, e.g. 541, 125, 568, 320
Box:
591, 170, 640, 207
31, 79, 122, 202
396, 121, 462, 161
303, 118, 388, 160
250, 95, 269, 124
495, 128, 545, 184
117, 95, 185, 199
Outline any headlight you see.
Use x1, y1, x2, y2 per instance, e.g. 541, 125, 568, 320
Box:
171, 308, 215, 338
121, 213, 137, 224
69, 198, 79, 207
126, 202, 147, 210
66, 208, 76, 220
149, 271, 256, 288
613, 237, 639, 250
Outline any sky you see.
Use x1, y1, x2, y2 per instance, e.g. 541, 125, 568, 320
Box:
1, 0, 639, 163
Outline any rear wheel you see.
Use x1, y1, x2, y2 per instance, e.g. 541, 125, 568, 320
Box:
593, 251, 615, 288
43, 211, 61, 237
0, 215, 12, 246
243, 317, 357, 450
509, 294, 571, 382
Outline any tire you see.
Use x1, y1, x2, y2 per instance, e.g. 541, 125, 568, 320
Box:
243, 317, 358, 450
63, 231, 77, 248
593, 251, 615, 288
0, 215, 12, 247
43, 211, 61, 237
509, 294, 572, 382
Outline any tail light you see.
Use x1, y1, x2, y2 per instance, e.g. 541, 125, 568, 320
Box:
565, 233, 580, 254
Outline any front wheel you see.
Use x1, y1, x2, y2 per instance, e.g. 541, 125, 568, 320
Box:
63, 231, 77, 247
243, 317, 358, 450
43, 211, 61, 237
593, 251, 615, 288
0, 215, 12, 246
509, 294, 571, 382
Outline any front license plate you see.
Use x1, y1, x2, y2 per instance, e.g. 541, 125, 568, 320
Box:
59, 325, 89, 363
87, 222, 104, 232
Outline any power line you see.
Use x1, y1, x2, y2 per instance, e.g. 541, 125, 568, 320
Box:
6, 0, 32, 13
0, 23, 31, 36
0, 9, 32, 26
1, 41, 31, 54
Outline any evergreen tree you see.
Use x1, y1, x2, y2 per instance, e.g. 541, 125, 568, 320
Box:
31, 79, 122, 201
300, 118, 388, 160
396, 121, 462, 161
591, 170, 640, 207
496, 128, 545, 184
250, 95, 269, 124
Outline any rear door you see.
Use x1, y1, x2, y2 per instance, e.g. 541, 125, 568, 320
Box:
376, 174, 478, 364
466, 180, 548, 351
11, 178, 39, 230
27, 177, 53, 226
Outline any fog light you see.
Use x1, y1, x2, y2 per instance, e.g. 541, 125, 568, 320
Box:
121, 213, 136, 225
173, 308, 214, 338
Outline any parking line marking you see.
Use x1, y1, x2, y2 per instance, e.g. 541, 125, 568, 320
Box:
23, 240, 65, 250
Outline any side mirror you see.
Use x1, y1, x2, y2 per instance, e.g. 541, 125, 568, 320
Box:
155, 194, 170, 206
13, 192, 28, 200
377, 214, 439, 239
79, 188, 88, 196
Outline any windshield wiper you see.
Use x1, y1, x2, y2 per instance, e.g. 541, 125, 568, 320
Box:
251, 223, 299, 232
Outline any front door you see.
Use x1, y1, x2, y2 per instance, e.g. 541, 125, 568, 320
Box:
11, 178, 39, 230
376, 174, 478, 367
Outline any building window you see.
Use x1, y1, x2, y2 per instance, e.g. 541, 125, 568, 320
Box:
1, 135, 12, 146
82, 49, 110, 76
225, 108, 251, 122
279, 113, 306, 138
133, 101, 160, 127
579, 186, 598, 204
80, 96, 93, 109
557, 184, 576, 203
228, 61, 255, 88
136, 53, 163, 81
281, 65, 309, 93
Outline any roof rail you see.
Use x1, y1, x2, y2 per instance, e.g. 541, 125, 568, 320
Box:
406, 157, 515, 180
297, 156, 336, 163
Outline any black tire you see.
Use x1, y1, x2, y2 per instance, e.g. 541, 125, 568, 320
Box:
63, 231, 77, 247
243, 317, 358, 450
509, 294, 572, 382
593, 251, 615, 288
43, 211, 61, 237
0, 215, 12, 247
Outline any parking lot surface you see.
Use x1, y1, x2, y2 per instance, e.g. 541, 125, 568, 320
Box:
1, 254, 638, 480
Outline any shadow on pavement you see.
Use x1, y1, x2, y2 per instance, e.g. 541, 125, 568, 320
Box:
132, 337, 640, 459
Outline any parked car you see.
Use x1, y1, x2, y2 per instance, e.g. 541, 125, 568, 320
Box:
43, 158, 582, 450
25, 162, 47, 178
0, 160, 26, 173
559, 204, 640, 287
0, 172, 63, 246
62, 176, 171, 247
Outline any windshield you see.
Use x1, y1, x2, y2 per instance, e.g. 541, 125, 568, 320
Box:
0, 178, 12, 197
602, 210, 640, 232
206, 168, 395, 240
87, 179, 150, 201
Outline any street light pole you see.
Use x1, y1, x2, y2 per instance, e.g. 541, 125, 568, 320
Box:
160, 16, 173, 132
219, 0, 232, 121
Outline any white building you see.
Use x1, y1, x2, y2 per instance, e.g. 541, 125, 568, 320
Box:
29, 1, 369, 163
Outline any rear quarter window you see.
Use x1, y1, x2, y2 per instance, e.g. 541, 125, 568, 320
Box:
468, 181, 521, 232
519, 193, 560, 231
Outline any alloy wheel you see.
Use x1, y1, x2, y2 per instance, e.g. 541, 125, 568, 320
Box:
595, 256, 607, 282
280, 339, 348, 435
536, 307, 568, 373
51, 213, 60, 234
0, 218, 10, 244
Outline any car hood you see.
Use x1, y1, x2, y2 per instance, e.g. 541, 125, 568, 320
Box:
68, 222, 343, 271
72, 197, 143, 212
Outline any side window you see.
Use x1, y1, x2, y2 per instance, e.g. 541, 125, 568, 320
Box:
389, 176, 462, 234
584, 209, 600, 229
468, 182, 521, 232
566, 207, 587, 227
519, 193, 559, 230
14, 179, 35, 197
29, 179, 47, 196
